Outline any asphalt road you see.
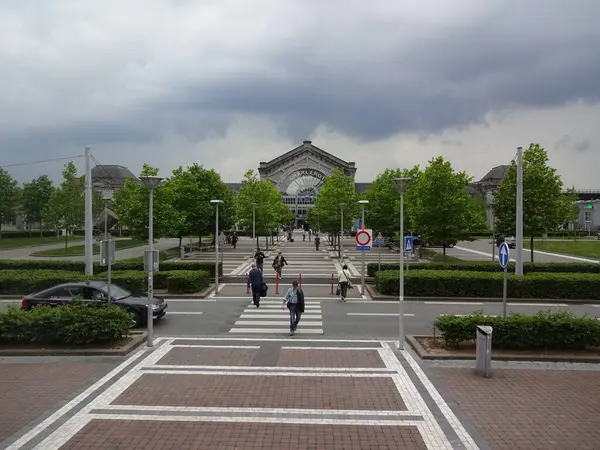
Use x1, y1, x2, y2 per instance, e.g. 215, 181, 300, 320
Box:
449, 239, 600, 263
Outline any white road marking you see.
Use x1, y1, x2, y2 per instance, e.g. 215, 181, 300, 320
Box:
424, 301, 484, 306
235, 320, 323, 326
229, 328, 324, 334
454, 246, 516, 261
508, 303, 568, 307
347, 313, 415, 317
166, 312, 203, 315
241, 314, 322, 319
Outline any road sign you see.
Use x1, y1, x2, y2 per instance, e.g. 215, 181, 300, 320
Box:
355, 228, 372, 251
404, 236, 413, 252
498, 242, 509, 268
375, 232, 384, 245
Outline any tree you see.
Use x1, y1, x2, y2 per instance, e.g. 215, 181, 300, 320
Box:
409, 156, 486, 259
362, 167, 421, 238
235, 170, 291, 249
43, 162, 85, 247
0, 168, 19, 238
165, 164, 235, 245
21, 175, 55, 236
311, 168, 358, 257
112, 164, 185, 241
492, 143, 570, 261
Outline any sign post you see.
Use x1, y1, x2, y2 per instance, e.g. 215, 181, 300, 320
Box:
375, 233, 385, 273
356, 229, 372, 295
498, 242, 510, 318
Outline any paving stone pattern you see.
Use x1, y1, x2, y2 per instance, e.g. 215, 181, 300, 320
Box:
431, 367, 600, 450
276, 348, 387, 368
156, 347, 259, 366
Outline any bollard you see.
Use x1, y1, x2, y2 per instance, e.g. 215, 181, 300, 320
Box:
330, 273, 334, 295
299, 272, 302, 288
246, 273, 250, 294
275, 272, 279, 294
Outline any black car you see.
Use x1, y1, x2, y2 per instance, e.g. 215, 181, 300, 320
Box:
20, 280, 168, 327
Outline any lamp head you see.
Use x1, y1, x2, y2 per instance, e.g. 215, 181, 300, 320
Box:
393, 177, 413, 193
210, 199, 224, 205
139, 176, 163, 190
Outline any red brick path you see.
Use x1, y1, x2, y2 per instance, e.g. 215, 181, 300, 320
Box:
61, 420, 428, 450
276, 348, 386, 367
432, 367, 600, 450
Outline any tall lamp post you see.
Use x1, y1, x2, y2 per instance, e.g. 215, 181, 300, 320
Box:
251, 202, 257, 252
358, 199, 369, 293
393, 177, 412, 350
99, 189, 114, 303
210, 199, 224, 294
139, 175, 163, 347
339, 203, 345, 260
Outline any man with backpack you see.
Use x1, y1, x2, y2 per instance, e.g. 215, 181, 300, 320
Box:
336, 264, 352, 302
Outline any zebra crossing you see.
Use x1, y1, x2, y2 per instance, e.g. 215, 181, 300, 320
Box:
229, 299, 324, 334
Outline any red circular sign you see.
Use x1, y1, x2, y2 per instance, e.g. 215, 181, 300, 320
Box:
356, 230, 371, 246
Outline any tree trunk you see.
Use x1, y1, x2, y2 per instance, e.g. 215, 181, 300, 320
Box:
265, 235, 268, 250
530, 235, 534, 262
338, 232, 341, 259
65, 227, 69, 249
178, 236, 182, 248
443, 245, 447, 262
29, 224, 32, 238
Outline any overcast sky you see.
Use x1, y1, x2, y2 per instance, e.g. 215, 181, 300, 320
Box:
1, 0, 599, 188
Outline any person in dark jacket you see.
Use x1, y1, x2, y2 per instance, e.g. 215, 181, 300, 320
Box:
272, 252, 288, 278
248, 263, 263, 307
282, 280, 305, 336
254, 248, 266, 272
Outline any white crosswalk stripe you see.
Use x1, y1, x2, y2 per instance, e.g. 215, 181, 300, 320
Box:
228, 299, 323, 334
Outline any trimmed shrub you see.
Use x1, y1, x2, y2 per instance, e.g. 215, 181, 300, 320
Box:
0, 300, 132, 345
0, 270, 86, 295
0, 259, 223, 277
367, 261, 600, 277
375, 269, 600, 299
435, 311, 600, 350
166, 270, 210, 293
99, 271, 148, 294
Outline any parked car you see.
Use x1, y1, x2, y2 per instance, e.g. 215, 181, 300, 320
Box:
422, 238, 457, 248
496, 235, 516, 249
20, 280, 167, 327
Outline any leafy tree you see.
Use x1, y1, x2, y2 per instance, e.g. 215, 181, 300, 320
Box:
409, 156, 486, 259
362, 167, 421, 238
0, 168, 19, 238
43, 162, 85, 247
311, 168, 358, 257
235, 170, 291, 249
164, 164, 235, 245
21, 175, 55, 236
492, 143, 570, 261
112, 164, 185, 241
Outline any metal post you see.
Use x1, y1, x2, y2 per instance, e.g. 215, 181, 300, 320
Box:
502, 266, 508, 318
399, 190, 405, 350
147, 188, 154, 347
104, 206, 111, 303
361, 205, 366, 293
491, 217, 496, 262
339, 204, 344, 260
252, 203, 257, 252
84, 147, 93, 276
378, 242, 381, 272
215, 203, 220, 294
515, 146, 524, 276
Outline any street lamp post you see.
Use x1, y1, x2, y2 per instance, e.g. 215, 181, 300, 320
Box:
139, 176, 163, 347
252, 202, 257, 253
100, 189, 114, 303
339, 203, 345, 260
358, 199, 369, 293
393, 177, 412, 350
210, 199, 224, 294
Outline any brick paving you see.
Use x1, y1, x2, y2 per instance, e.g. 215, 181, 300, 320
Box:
60, 420, 428, 450
432, 367, 600, 450
276, 348, 387, 368
0, 361, 118, 443
156, 347, 259, 366
112, 373, 407, 410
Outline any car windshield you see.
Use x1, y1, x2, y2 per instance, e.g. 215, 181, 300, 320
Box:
101, 284, 132, 300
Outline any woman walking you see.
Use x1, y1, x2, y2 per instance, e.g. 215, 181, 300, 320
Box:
282, 280, 305, 336
337, 264, 352, 302
272, 252, 288, 278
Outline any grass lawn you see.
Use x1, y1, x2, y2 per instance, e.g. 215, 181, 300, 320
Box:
0, 235, 84, 251
525, 240, 600, 259
421, 248, 462, 263
30, 239, 147, 257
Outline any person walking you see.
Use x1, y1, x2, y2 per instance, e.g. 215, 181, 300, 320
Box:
248, 263, 263, 307
272, 251, 288, 278
231, 232, 238, 249
254, 248, 266, 272
314, 235, 320, 251
282, 280, 305, 336
337, 264, 352, 302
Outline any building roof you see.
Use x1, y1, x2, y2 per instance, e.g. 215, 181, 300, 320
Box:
479, 165, 508, 182
91, 165, 137, 183
258, 141, 356, 172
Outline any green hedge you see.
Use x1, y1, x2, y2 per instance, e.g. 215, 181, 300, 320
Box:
0, 300, 132, 345
0, 259, 222, 277
0, 230, 59, 238
0, 269, 211, 295
375, 269, 600, 299
435, 311, 600, 350
367, 261, 600, 277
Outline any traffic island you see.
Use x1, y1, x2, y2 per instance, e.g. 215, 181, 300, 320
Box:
407, 335, 600, 363
0, 330, 148, 357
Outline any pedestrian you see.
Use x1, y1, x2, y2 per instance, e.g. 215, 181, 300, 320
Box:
303, 230, 306, 241
308, 229, 312, 241
314, 235, 320, 251
254, 248, 266, 272
248, 263, 263, 307
231, 232, 238, 249
282, 280, 305, 336
337, 264, 352, 302
272, 251, 288, 278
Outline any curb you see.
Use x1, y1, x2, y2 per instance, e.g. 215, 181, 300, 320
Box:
406, 335, 600, 363
0, 331, 147, 357
364, 284, 600, 304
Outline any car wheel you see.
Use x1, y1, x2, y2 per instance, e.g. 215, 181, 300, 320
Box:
131, 311, 142, 328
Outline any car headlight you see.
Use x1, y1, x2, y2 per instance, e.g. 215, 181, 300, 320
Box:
152, 304, 159, 310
